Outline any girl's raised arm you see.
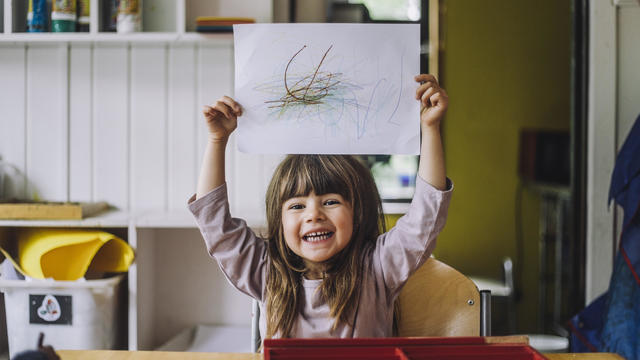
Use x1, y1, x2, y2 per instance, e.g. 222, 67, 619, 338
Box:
414, 74, 448, 191
196, 96, 243, 199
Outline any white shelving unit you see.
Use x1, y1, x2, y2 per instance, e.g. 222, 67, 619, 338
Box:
0, 0, 406, 353
0, 31, 234, 43
0, 0, 266, 353
0, 210, 272, 352
0, 0, 255, 43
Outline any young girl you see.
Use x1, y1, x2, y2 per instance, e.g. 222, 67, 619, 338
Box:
189, 74, 451, 340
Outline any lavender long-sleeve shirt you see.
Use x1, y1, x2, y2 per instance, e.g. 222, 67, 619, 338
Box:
188, 176, 452, 339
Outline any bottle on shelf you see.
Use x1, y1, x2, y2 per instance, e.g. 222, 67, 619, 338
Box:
76, 0, 90, 32
103, 0, 120, 32
51, 0, 77, 32
117, 0, 142, 33
27, 0, 48, 32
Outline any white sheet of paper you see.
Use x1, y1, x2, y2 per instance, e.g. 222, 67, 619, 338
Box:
233, 23, 420, 155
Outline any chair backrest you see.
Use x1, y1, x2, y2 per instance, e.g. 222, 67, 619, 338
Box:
397, 258, 481, 337
252, 258, 484, 351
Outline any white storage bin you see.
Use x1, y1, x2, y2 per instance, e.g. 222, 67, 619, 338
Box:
0, 274, 124, 358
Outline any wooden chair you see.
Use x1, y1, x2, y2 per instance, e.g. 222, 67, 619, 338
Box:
397, 257, 490, 337
251, 258, 491, 352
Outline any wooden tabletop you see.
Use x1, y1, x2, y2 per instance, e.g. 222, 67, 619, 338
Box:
57, 351, 261, 360
56, 350, 625, 360
545, 355, 624, 360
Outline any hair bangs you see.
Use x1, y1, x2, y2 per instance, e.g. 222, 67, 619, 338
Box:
279, 156, 352, 204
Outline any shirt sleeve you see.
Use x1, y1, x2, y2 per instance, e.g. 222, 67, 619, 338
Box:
373, 176, 453, 301
188, 183, 268, 301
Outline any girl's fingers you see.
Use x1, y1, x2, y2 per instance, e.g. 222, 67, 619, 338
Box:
213, 101, 234, 120
415, 81, 437, 100
203, 96, 242, 121
436, 88, 448, 105
220, 95, 243, 116
420, 86, 438, 106
415, 74, 438, 86
429, 89, 448, 109
203, 105, 220, 119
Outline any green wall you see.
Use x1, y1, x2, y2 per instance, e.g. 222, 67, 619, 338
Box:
433, 0, 571, 333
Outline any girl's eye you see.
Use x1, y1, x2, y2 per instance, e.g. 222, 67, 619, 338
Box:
324, 199, 340, 206
289, 204, 304, 210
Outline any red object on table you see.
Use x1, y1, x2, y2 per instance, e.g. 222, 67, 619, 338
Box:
263, 337, 548, 360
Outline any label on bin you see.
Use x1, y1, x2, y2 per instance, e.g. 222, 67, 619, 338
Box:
29, 294, 72, 325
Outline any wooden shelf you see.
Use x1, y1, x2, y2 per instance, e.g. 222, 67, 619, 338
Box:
0, 204, 409, 231
1, 0, 247, 44
0, 202, 408, 228
0, 209, 131, 228
0, 209, 270, 229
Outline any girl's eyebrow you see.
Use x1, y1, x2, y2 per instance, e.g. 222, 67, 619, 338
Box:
284, 195, 306, 203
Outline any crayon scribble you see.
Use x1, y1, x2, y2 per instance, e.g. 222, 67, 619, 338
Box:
254, 44, 402, 139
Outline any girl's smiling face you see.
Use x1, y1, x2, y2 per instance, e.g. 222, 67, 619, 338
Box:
281, 191, 354, 265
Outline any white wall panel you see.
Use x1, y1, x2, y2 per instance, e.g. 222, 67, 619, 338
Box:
130, 45, 167, 211
167, 44, 197, 210
69, 44, 93, 202
615, 3, 640, 252
197, 45, 234, 207
587, 2, 640, 302
586, 0, 617, 303
225, 40, 266, 226
617, 6, 640, 144
0, 45, 27, 199
25, 44, 68, 202
94, 44, 129, 210
235, 151, 265, 226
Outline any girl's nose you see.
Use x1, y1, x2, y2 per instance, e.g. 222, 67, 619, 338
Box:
304, 204, 325, 222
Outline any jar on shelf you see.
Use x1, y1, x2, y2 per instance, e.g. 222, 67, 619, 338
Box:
117, 0, 142, 33
102, 0, 119, 32
51, 0, 77, 33
76, 0, 90, 32
27, 0, 48, 32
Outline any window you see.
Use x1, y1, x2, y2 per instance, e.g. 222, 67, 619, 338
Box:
348, 0, 421, 21
363, 155, 419, 201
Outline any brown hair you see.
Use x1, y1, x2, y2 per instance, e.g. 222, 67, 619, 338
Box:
264, 155, 385, 338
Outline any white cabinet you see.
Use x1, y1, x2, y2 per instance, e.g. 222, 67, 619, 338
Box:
0, 221, 262, 351
0, 1, 405, 352
0, 0, 279, 352
1, 0, 272, 42
0, 36, 281, 349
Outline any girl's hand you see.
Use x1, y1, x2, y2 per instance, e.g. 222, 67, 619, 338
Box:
203, 96, 242, 143
415, 74, 448, 129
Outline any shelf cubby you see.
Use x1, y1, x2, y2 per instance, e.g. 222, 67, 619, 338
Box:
0, 0, 237, 42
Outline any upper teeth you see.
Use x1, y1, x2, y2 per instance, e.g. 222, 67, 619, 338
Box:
307, 232, 329, 237
304, 231, 332, 242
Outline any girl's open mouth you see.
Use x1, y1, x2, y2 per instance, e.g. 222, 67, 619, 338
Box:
302, 231, 334, 243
